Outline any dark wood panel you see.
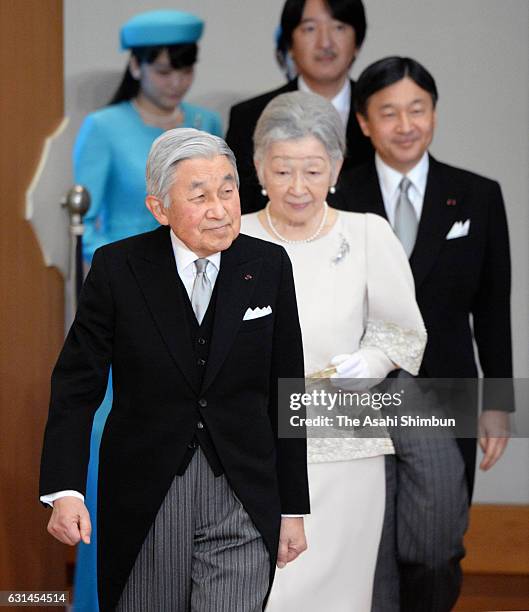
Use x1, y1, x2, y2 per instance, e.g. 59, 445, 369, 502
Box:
463, 504, 529, 574
456, 574, 529, 611
0, 0, 67, 594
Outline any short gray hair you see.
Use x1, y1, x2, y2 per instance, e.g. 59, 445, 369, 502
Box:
146, 128, 239, 208
253, 91, 346, 173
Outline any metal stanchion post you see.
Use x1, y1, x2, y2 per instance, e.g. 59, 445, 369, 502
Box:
61, 185, 90, 311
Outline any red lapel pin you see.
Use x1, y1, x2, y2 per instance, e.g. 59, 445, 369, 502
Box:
244, 273, 253, 281
446, 198, 457, 206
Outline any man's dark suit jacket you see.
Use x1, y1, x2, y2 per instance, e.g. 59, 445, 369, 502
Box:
40, 226, 310, 612
226, 78, 373, 213
343, 156, 513, 492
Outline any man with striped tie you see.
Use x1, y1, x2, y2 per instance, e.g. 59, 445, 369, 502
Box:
40, 128, 309, 612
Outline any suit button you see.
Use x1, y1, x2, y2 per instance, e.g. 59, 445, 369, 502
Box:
197, 358, 206, 366
197, 337, 206, 345
187, 440, 198, 449
197, 421, 204, 429
198, 398, 208, 408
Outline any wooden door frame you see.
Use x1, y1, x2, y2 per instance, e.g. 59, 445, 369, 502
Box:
0, 0, 68, 595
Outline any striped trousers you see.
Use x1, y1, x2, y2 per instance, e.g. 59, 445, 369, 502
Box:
117, 448, 270, 611
371, 436, 469, 612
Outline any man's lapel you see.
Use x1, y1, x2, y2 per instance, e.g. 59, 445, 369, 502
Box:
410, 156, 460, 288
128, 227, 200, 393
201, 238, 263, 394
354, 158, 461, 289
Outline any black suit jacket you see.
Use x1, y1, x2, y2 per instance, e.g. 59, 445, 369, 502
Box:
226, 78, 373, 213
343, 156, 513, 491
40, 227, 309, 611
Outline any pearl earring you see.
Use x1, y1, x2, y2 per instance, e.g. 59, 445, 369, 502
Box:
329, 185, 336, 194
261, 188, 268, 197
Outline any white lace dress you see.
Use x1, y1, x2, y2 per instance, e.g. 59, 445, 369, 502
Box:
241, 211, 426, 612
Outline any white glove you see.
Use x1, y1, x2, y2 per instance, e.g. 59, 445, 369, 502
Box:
330, 352, 370, 390
331, 352, 370, 378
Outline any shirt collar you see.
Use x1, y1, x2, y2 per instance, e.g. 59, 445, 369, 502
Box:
298, 75, 351, 124
375, 151, 429, 199
170, 229, 221, 275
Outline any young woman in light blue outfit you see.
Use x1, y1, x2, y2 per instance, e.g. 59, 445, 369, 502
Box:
72, 11, 222, 610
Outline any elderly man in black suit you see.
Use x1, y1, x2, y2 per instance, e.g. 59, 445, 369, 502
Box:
344, 56, 513, 612
226, 0, 373, 213
39, 128, 309, 612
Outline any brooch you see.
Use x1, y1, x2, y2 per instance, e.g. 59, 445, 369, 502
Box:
331, 234, 350, 265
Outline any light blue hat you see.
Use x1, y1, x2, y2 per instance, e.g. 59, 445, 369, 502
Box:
120, 10, 204, 50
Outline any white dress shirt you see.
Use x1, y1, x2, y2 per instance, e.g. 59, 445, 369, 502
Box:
170, 230, 220, 297
298, 75, 351, 126
40, 231, 221, 507
375, 152, 429, 228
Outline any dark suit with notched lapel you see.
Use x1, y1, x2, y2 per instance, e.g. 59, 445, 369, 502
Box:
344, 155, 512, 384
40, 226, 309, 611
226, 78, 373, 213
344, 155, 513, 612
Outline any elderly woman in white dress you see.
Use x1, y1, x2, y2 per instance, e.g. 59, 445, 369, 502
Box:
240, 91, 427, 611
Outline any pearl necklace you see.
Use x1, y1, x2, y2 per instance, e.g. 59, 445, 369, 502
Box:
265, 202, 329, 244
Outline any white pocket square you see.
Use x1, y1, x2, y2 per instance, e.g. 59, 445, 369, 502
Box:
243, 306, 272, 321
446, 219, 470, 240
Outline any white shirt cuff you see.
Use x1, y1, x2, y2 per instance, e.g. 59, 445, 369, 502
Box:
40, 490, 85, 507
281, 514, 304, 518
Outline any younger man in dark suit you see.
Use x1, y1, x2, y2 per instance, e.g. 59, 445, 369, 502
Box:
346, 57, 513, 612
226, 0, 372, 213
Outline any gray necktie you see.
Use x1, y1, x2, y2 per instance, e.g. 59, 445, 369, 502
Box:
191, 258, 212, 324
394, 177, 418, 258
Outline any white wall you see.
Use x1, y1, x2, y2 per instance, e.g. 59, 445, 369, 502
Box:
64, 0, 529, 503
